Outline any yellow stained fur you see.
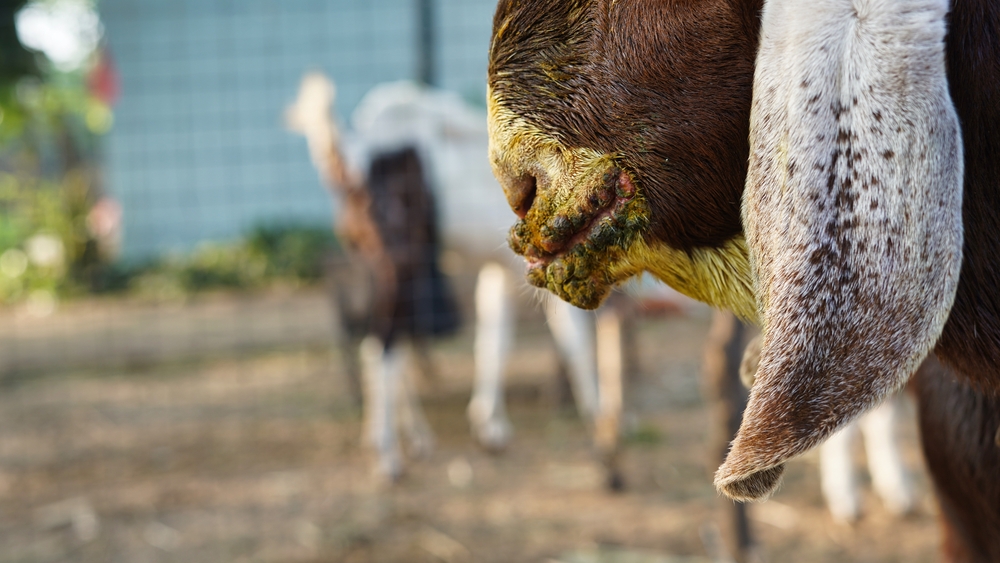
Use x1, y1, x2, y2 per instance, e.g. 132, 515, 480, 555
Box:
611, 237, 758, 323
488, 89, 613, 187
489, 89, 758, 324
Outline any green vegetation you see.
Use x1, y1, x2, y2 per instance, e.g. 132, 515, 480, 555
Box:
0, 2, 340, 306
0, 208, 340, 305
625, 423, 664, 446
0, 0, 121, 304
127, 225, 340, 300
0, 168, 97, 303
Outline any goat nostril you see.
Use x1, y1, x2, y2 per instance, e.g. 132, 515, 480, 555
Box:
505, 174, 538, 219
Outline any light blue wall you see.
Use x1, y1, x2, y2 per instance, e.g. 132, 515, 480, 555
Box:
100, 0, 495, 259
435, 0, 496, 105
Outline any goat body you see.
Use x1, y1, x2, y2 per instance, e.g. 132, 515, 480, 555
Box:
289, 75, 630, 484
486, 0, 1000, 560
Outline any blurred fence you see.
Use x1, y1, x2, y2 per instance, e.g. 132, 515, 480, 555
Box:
100, 0, 496, 260
1, 0, 502, 375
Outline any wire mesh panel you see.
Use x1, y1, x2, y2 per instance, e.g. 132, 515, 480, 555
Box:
105, 0, 408, 259
1, 0, 499, 371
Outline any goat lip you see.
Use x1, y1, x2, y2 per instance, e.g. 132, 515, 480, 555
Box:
522, 200, 628, 293
513, 171, 645, 307
525, 259, 549, 288
536, 196, 628, 260
534, 171, 637, 259
545, 207, 609, 255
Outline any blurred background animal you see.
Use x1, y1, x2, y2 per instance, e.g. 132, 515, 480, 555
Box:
287, 73, 632, 484
287, 74, 461, 479
291, 72, 914, 539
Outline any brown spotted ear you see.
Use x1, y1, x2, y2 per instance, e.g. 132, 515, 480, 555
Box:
717, 0, 963, 501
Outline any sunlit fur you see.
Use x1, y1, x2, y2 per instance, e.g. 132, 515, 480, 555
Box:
610, 236, 757, 322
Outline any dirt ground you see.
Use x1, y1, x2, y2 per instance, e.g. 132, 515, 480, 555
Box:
0, 307, 942, 563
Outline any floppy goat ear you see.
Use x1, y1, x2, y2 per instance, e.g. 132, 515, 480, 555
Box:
716, 0, 963, 501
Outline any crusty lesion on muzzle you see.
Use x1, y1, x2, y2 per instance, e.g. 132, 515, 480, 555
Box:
488, 90, 758, 317
488, 91, 652, 309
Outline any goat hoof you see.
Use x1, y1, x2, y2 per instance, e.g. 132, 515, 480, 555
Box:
473, 419, 513, 454
605, 471, 625, 493
828, 502, 861, 525
373, 456, 404, 485
407, 434, 435, 460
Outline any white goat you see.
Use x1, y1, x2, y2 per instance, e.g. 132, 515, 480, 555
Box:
819, 397, 913, 522
288, 75, 626, 483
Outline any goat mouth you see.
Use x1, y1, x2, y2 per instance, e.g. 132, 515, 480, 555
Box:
507, 170, 649, 309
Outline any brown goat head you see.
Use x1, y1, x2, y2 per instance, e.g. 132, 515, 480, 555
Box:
489, 0, 763, 316
488, 0, 965, 502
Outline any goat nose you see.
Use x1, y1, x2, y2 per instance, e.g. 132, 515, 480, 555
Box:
499, 172, 538, 219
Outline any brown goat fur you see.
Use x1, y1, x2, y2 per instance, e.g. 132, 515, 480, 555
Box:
487, 0, 1000, 560
912, 359, 1000, 563
934, 0, 1000, 394
489, 0, 762, 253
